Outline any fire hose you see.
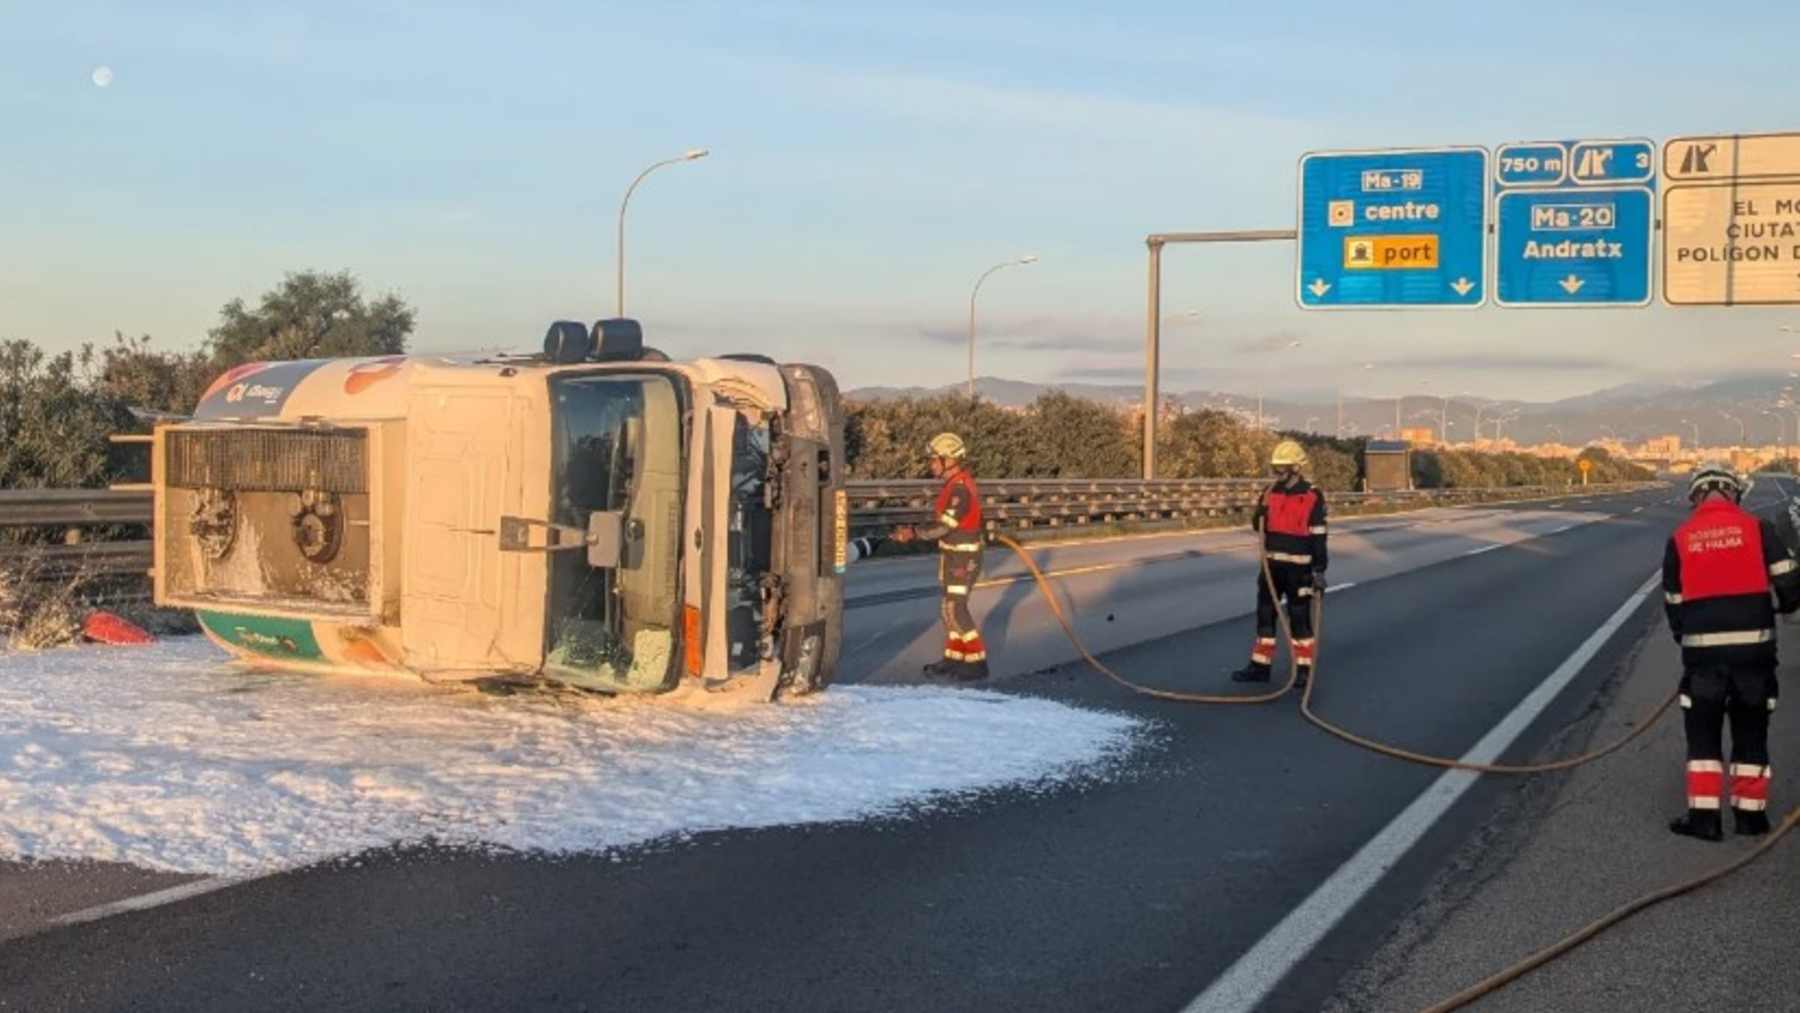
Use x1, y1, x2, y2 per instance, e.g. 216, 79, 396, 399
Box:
988, 530, 1797, 1010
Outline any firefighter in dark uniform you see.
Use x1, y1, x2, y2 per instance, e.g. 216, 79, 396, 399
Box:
1664, 464, 1800, 840
893, 432, 988, 681
1231, 440, 1328, 689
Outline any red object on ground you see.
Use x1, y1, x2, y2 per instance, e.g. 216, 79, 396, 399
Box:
82, 611, 155, 646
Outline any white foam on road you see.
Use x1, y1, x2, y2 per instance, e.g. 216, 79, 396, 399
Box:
0, 639, 1141, 876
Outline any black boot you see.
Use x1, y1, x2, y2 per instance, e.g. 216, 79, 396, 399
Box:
1230, 662, 1271, 684
1294, 666, 1311, 691
1669, 810, 1724, 841
956, 658, 990, 682
1733, 809, 1772, 836
923, 660, 958, 680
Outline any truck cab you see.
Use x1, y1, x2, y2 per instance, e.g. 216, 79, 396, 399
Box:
152, 319, 847, 697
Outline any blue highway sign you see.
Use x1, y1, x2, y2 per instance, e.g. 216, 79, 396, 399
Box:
1494, 138, 1655, 307
1297, 147, 1489, 309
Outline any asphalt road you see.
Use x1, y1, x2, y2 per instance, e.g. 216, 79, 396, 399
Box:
0, 486, 1695, 1012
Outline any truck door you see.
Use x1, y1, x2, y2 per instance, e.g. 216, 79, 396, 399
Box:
539, 372, 686, 693
401, 388, 526, 672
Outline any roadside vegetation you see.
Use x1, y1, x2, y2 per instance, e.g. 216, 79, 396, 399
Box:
846, 392, 1653, 488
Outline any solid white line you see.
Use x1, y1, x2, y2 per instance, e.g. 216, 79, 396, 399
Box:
1463, 544, 1503, 557
1548, 525, 1575, 535
50, 876, 246, 927
1184, 572, 1659, 1013
1324, 581, 1357, 594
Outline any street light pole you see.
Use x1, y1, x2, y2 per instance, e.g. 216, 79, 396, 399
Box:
968, 255, 1038, 402
1722, 411, 1747, 444
1254, 339, 1302, 431
617, 148, 709, 317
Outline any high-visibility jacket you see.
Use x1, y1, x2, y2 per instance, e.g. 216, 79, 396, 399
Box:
1663, 498, 1800, 667
1253, 478, 1328, 570
923, 468, 983, 554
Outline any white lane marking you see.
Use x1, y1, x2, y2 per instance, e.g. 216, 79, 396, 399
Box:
50, 876, 248, 927
1324, 582, 1357, 594
1548, 525, 1575, 535
1185, 573, 1659, 1013
1631, 507, 1644, 514
1463, 544, 1503, 557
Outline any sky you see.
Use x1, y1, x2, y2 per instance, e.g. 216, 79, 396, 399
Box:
5, 1, 1800, 403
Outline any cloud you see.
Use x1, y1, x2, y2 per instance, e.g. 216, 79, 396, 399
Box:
1230, 332, 1306, 355
1366, 353, 1621, 372
1056, 365, 1209, 385
918, 317, 1137, 354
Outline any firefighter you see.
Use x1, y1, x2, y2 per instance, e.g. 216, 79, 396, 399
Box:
1230, 440, 1327, 689
893, 432, 988, 681
1664, 464, 1800, 840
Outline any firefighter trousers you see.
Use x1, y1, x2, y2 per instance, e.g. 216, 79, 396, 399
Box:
1679, 664, 1778, 819
1250, 563, 1317, 671
938, 549, 986, 663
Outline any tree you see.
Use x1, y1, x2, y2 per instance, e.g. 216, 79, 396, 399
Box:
0, 340, 136, 489
92, 332, 215, 417
1023, 392, 1135, 478
207, 270, 415, 365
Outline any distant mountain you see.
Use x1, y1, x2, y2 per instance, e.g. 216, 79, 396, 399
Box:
846, 371, 1800, 449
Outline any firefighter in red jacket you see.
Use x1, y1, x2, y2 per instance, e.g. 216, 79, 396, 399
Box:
893, 433, 989, 681
1664, 464, 1800, 840
1231, 440, 1327, 689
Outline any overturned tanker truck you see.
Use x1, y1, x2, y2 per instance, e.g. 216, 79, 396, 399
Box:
151, 319, 849, 698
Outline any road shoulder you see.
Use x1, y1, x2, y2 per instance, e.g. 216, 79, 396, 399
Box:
1328, 612, 1800, 1012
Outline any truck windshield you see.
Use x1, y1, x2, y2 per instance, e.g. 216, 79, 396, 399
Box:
545, 373, 684, 691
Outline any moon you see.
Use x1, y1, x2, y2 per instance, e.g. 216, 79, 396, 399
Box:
91, 66, 114, 88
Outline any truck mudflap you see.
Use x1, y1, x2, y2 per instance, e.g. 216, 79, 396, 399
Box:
769, 364, 847, 695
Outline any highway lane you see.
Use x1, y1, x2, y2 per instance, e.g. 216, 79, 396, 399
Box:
0, 486, 1690, 1012
842, 497, 1630, 685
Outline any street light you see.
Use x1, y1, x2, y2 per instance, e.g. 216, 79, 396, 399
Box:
1257, 339, 1302, 430
1493, 411, 1520, 442
617, 147, 709, 317
1459, 391, 1489, 447
968, 255, 1039, 401
1722, 410, 1747, 445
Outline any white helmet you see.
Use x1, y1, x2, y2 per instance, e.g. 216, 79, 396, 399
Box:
1688, 462, 1745, 502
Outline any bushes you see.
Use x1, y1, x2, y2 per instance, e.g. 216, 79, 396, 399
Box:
1410, 446, 1653, 489
848, 393, 1655, 490
847, 395, 1365, 487
0, 272, 416, 491
0, 341, 140, 490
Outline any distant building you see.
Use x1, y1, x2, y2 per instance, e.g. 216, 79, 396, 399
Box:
1399, 426, 1436, 445
1642, 435, 1682, 456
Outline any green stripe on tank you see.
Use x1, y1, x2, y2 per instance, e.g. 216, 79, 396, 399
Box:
198, 611, 324, 660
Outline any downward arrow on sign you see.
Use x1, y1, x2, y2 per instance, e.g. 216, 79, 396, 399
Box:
1308, 279, 1332, 298
1559, 275, 1585, 295
1450, 277, 1475, 296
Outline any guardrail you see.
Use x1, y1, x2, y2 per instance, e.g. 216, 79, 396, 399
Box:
0, 480, 1658, 587
843, 479, 1641, 532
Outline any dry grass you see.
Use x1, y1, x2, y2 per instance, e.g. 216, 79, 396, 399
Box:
0, 548, 196, 650
0, 553, 89, 650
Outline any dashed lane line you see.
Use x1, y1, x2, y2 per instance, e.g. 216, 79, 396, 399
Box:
49, 876, 251, 929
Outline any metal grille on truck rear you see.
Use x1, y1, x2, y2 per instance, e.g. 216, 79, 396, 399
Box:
167, 430, 368, 493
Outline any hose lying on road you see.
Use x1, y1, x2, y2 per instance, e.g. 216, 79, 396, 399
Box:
1420, 806, 1800, 1013
990, 531, 1677, 773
